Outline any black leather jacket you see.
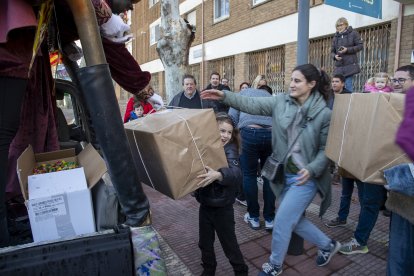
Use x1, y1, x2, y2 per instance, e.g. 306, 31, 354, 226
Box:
195, 143, 242, 207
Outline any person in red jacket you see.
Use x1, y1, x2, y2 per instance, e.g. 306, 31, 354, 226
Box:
123, 85, 159, 123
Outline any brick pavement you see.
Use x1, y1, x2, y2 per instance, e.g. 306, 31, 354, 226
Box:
146, 180, 389, 276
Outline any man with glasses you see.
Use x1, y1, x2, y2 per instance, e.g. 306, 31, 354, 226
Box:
336, 65, 414, 256
386, 64, 414, 275
391, 65, 414, 94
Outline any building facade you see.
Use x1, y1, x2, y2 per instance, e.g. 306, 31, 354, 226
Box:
126, 0, 414, 99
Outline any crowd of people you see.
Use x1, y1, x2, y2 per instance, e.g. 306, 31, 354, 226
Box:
163, 51, 414, 275
1, 3, 413, 275
193, 64, 414, 276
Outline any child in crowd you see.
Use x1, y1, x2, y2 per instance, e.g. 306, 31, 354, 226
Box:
364, 72, 393, 93
195, 113, 248, 276
129, 102, 144, 121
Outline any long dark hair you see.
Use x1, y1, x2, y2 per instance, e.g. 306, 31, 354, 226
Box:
293, 64, 330, 102
216, 112, 240, 151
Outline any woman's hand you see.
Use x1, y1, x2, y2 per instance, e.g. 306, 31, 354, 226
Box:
197, 166, 223, 187
201, 89, 225, 101
338, 47, 348, 54
295, 168, 310, 186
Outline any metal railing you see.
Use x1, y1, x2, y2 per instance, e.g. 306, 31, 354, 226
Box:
207, 56, 235, 90
188, 63, 201, 89
309, 23, 391, 92
248, 46, 285, 94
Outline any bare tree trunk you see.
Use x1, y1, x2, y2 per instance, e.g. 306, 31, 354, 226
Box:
157, 0, 195, 102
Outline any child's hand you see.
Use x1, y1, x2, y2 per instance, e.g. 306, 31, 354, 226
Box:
197, 166, 223, 187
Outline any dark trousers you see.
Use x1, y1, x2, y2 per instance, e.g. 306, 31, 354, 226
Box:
387, 212, 414, 275
0, 77, 27, 247
337, 177, 356, 221
198, 204, 248, 275
354, 182, 386, 246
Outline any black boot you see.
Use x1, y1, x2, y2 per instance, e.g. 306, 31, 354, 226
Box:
77, 64, 150, 226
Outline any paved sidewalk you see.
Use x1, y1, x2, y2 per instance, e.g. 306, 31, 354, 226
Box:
147, 180, 389, 276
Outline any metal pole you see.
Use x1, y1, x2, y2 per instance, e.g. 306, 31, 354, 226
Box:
296, 0, 310, 65
65, 0, 106, 66
288, 0, 310, 256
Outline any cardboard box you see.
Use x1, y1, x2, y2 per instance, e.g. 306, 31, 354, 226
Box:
125, 109, 228, 199
17, 144, 107, 242
326, 93, 410, 184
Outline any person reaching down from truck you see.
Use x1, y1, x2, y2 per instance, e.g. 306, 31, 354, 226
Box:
194, 113, 248, 276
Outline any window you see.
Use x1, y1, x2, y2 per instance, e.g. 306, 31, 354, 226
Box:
214, 0, 229, 22
252, 0, 269, 6
150, 24, 160, 45
149, 0, 159, 8
186, 10, 196, 27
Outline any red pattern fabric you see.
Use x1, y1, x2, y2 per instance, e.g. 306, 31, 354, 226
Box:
6, 43, 59, 199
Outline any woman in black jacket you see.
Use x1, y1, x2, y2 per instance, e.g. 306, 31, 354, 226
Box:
331, 17, 363, 92
195, 113, 248, 276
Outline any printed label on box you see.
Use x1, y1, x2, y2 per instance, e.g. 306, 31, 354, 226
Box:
32, 195, 67, 222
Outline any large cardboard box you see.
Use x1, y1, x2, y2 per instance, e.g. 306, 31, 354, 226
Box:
17, 144, 107, 242
125, 109, 228, 199
326, 93, 410, 184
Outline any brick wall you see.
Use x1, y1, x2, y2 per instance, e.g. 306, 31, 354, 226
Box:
234, 53, 249, 91
399, 14, 414, 67
132, 0, 298, 64
388, 18, 398, 74
284, 42, 297, 91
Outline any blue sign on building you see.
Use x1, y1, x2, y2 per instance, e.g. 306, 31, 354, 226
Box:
325, 0, 382, 19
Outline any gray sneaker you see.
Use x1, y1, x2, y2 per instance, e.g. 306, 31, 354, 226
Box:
325, 217, 346, 228
339, 238, 369, 255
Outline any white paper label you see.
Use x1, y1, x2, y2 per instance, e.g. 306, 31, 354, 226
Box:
32, 196, 67, 222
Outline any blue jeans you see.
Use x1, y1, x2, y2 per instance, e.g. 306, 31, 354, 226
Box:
387, 212, 414, 275
354, 182, 386, 246
337, 177, 356, 221
269, 174, 331, 266
239, 127, 275, 221
345, 76, 353, 92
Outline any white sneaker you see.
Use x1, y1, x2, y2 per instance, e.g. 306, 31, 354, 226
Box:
265, 219, 274, 231
244, 213, 260, 230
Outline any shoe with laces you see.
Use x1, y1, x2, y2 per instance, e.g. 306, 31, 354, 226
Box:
339, 238, 369, 255
325, 217, 347, 228
244, 213, 260, 230
316, 240, 341, 266
264, 219, 274, 231
259, 262, 283, 276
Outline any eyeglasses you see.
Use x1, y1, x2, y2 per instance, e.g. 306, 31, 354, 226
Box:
391, 78, 412, 85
